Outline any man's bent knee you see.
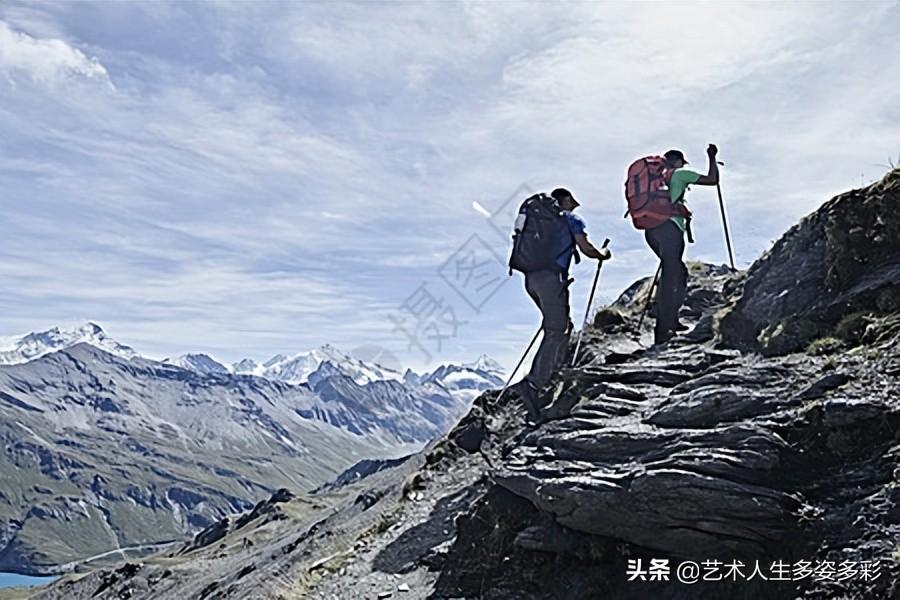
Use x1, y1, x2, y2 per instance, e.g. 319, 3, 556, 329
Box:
541, 318, 568, 336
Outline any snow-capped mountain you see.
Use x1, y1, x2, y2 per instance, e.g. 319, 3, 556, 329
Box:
462, 354, 505, 378
0, 322, 138, 365
0, 324, 506, 400
0, 323, 506, 435
421, 354, 506, 404
238, 347, 506, 407
263, 354, 289, 368
164, 353, 229, 375
232, 358, 259, 373
403, 368, 422, 385
234, 344, 405, 386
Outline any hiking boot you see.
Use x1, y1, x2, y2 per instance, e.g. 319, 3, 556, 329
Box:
511, 380, 542, 423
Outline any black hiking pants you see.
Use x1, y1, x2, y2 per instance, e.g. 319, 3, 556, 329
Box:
524, 270, 571, 391
645, 220, 688, 342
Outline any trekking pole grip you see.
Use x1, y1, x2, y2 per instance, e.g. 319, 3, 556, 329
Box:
600, 238, 611, 259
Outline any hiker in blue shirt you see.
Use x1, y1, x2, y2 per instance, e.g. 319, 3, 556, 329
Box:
513, 188, 610, 419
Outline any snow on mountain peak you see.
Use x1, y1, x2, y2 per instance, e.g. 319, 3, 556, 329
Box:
164, 353, 229, 375
463, 354, 505, 375
263, 354, 289, 368
325, 347, 405, 386
0, 322, 139, 365
416, 354, 506, 406
232, 358, 260, 374
0, 322, 505, 400
227, 344, 404, 386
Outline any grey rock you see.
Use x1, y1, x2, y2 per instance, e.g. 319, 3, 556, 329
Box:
719, 169, 900, 355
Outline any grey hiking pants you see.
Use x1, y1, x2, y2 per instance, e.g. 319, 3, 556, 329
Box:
524, 270, 571, 390
645, 220, 688, 340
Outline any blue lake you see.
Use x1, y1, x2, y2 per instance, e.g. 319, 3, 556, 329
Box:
0, 572, 57, 588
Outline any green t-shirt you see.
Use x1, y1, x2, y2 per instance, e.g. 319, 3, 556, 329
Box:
668, 168, 701, 232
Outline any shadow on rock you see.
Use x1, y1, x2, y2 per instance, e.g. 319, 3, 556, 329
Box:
372, 484, 485, 574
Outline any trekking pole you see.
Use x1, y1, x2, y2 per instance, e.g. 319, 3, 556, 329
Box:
636, 263, 661, 332
571, 239, 611, 367
496, 327, 542, 403
715, 161, 736, 270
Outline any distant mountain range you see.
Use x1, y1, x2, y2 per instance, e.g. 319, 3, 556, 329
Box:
0, 323, 505, 405
227, 344, 407, 385
0, 323, 504, 574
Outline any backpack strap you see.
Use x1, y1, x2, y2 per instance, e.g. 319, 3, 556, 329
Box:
561, 210, 581, 268
549, 236, 578, 271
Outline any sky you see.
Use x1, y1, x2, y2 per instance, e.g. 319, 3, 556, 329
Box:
1, 0, 898, 373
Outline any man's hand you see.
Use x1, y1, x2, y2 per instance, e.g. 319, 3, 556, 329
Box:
574, 234, 611, 261
707, 143, 718, 158
585, 247, 611, 261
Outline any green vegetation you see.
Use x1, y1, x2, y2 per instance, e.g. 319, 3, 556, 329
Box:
758, 318, 820, 356
592, 307, 626, 332
807, 336, 844, 355
0, 412, 376, 572
0, 587, 36, 600
834, 311, 873, 344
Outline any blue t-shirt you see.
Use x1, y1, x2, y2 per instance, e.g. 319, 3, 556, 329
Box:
555, 211, 586, 271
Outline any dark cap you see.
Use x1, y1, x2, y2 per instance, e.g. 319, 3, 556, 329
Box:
551, 187, 580, 206
664, 149, 689, 165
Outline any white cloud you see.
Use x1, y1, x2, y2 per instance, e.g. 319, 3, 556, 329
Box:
0, 19, 111, 86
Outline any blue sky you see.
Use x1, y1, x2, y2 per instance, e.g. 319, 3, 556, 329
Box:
1, 1, 898, 372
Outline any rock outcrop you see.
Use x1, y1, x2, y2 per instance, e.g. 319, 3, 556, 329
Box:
718, 168, 900, 355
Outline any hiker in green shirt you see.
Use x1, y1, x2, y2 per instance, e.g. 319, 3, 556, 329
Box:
645, 144, 719, 344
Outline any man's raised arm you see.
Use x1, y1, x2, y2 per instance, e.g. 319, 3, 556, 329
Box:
694, 144, 720, 185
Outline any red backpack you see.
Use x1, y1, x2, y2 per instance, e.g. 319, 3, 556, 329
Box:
624, 155, 692, 229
